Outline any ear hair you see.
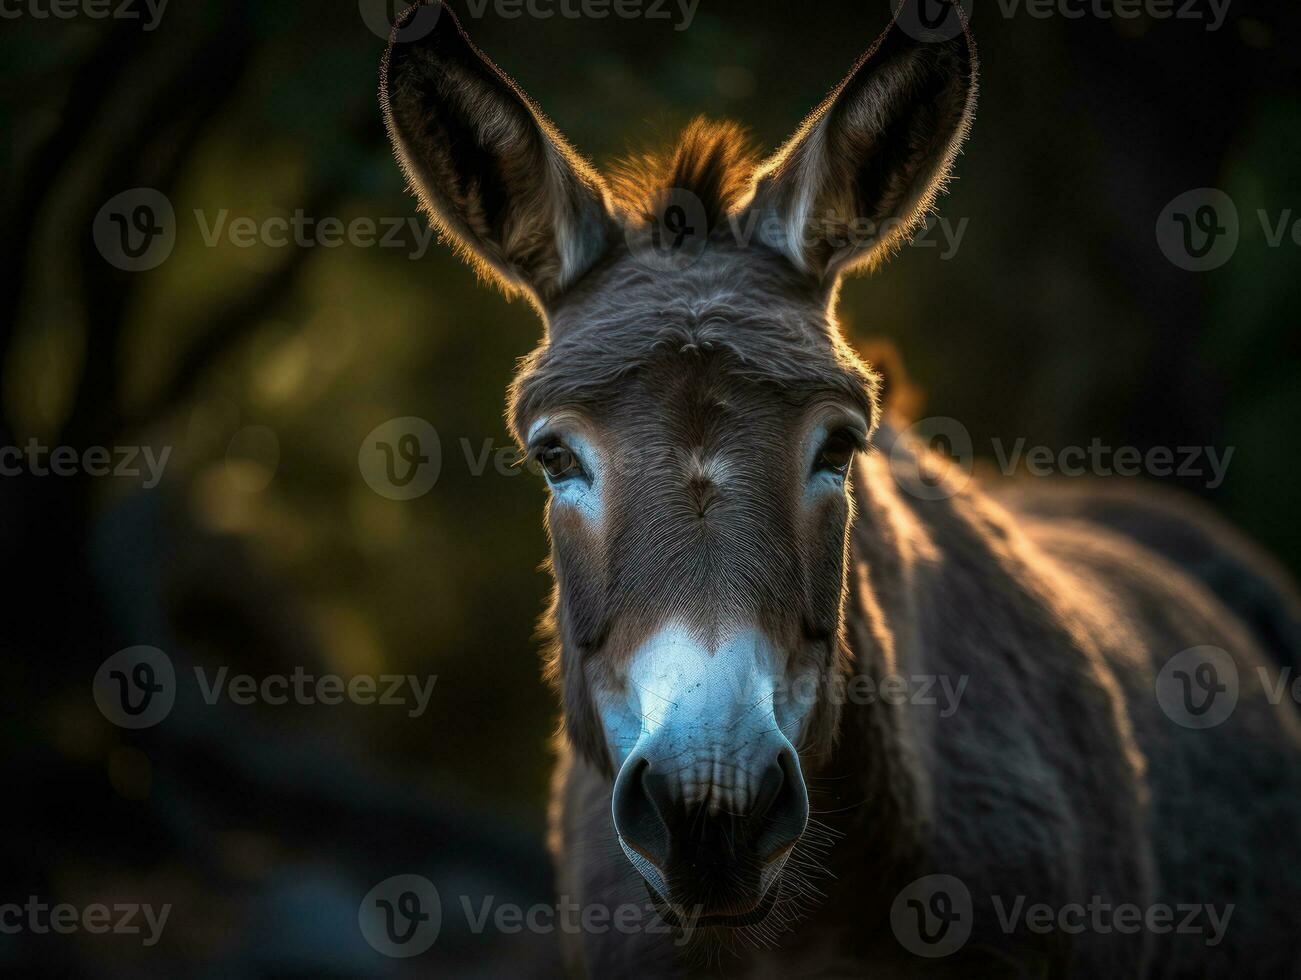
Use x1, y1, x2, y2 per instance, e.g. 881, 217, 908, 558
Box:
380, 1, 616, 308
738, 0, 977, 283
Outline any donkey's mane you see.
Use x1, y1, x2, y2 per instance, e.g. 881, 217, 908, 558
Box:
607, 117, 762, 228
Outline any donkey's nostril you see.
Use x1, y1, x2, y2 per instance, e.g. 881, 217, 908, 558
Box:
612, 744, 810, 921
752, 753, 787, 820
753, 749, 810, 863
612, 756, 671, 871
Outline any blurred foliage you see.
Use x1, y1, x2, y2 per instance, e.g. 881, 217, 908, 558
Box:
5, 0, 1300, 823
2, 0, 1299, 973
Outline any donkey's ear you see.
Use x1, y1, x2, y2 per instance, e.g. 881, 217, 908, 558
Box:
380, 1, 616, 306
740, 2, 976, 283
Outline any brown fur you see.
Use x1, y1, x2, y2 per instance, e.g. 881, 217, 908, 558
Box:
608, 117, 760, 229
381, 2, 1301, 975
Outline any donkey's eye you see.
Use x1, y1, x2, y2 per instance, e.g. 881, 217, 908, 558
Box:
540, 442, 584, 483
815, 430, 858, 476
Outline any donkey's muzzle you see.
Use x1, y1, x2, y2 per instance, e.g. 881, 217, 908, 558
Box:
612, 748, 808, 925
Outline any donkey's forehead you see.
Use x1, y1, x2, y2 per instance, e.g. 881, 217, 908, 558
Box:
511, 321, 875, 440
549, 238, 823, 333
510, 246, 878, 437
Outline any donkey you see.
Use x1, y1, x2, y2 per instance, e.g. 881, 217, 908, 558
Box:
380, 2, 1301, 975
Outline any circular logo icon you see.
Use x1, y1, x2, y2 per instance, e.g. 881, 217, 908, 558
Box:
93, 188, 176, 272
625, 188, 709, 273
1156, 645, 1239, 729
359, 874, 441, 958
891, 873, 972, 958
1155, 188, 1239, 272
93, 646, 176, 729
891, 416, 973, 501
360, 0, 442, 43
358, 417, 441, 500
893, 0, 971, 44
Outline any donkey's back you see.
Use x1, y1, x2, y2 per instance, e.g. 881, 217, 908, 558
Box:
1000, 476, 1301, 673
863, 427, 1301, 977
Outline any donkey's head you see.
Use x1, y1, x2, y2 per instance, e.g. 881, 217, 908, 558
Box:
382, 0, 975, 926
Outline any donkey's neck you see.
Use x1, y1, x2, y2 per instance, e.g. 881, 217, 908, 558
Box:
812, 419, 972, 897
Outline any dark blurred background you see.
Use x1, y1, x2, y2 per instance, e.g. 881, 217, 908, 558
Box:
2, 0, 1298, 974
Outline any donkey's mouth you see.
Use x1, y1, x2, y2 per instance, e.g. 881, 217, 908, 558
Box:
645, 877, 781, 929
